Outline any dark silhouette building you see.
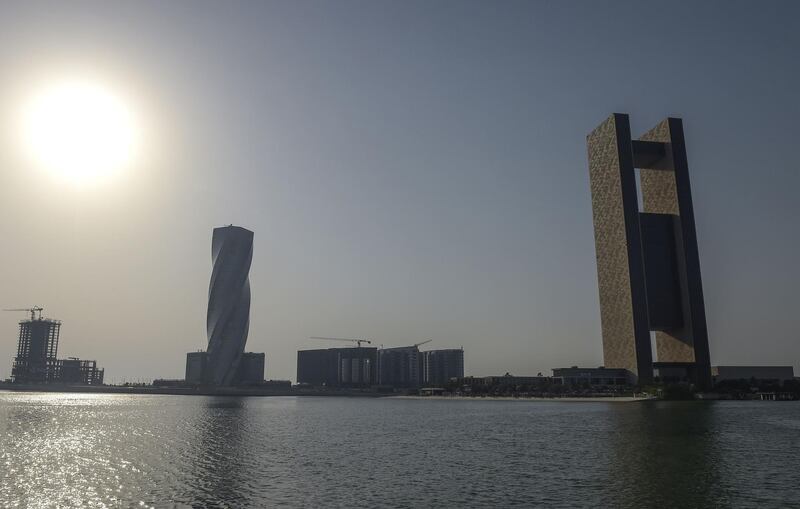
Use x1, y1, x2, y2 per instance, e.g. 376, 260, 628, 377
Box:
185, 351, 265, 385
185, 351, 208, 384
9, 310, 103, 385
296, 347, 377, 387
552, 367, 631, 386
587, 114, 712, 388
711, 366, 795, 384
377, 346, 422, 388
236, 352, 266, 384
205, 225, 253, 385
185, 226, 267, 387
11, 316, 60, 383
55, 358, 104, 385
296, 349, 337, 386
421, 348, 464, 386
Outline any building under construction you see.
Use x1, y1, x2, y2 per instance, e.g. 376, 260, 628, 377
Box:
53, 358, 104, 385
298, 337, 464, 389
296, 347, 377, 387
421, 348, 465, 386
378, 345, 423, 387
6, 307, 104, 385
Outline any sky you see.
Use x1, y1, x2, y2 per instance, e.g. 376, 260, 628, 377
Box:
0, 0, 797, 383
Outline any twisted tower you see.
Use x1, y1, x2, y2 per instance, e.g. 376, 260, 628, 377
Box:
206, 225, 253, 386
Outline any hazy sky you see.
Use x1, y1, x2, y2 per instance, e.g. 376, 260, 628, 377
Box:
0, 1, 798, 382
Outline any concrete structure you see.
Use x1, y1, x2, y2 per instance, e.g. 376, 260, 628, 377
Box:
377, 345, 421, 387
296, 349, 338, 386
237, 352, 265, 384
421, 348, 464, 386
296, 347, 377, 387
337, 347, 375, 386
185, 351, 208, 384
11, 317, 60, 383
712, 366, 795, 384
587, 114, 712, 388
55, 358, 104, 385
552, 367, 631, 386
185, 350, 265, 385
9, 312, 104, 385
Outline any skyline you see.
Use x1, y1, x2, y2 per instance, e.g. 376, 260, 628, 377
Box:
1, 0, 799, 382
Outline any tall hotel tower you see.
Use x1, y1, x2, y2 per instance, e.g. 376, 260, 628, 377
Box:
587, 114, 711, 389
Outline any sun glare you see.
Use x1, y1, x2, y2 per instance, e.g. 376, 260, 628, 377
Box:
22, 80, 138, 184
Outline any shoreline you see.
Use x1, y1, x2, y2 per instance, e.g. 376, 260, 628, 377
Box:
390, 395, 652, 403
4, 386, 791, 402
0, 383, 385, 398
0, 384, 649, 401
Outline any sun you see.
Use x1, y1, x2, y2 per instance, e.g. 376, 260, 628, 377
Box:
21, 80, 138, 184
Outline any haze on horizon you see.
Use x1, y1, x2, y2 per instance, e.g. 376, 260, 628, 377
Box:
0, 0, 797, 383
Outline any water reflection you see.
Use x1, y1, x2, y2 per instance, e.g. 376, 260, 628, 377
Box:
605, 402, 729, 508
2, 394, 798, 508
183, 397, 251, 507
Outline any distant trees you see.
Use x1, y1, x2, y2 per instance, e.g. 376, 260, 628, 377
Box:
711, 378, 799, 399
443, 377, 634, 398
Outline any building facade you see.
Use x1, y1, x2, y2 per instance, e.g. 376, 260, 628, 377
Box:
377, 346, 421, 387
186, 350, 265, 385
237, 352, 266, 384
55, 358, 104, 385
587, 114, 712, 388
185, 351, 208, 384
552, 367, 631, 386
296, 347, 377, 387
296, 349, 338, 386
421, 349, 464, 386
460, 375, 552, 389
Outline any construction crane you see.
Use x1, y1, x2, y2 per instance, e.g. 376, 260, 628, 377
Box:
310, 336, 372, 348
3, 306, 44, 321
413, 339, 432, 348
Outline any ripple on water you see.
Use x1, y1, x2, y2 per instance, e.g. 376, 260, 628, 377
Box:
1, 394, 799, 508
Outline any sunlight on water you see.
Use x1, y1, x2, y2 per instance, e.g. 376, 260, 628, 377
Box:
1, 393, 799, 507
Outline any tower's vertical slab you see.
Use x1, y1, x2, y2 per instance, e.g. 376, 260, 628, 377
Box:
206, 226, 254, 386
639, 120, 694, 363
587, 114, 652, 383
640, 119, 711, 387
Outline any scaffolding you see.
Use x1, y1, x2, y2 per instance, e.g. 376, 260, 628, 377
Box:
53, 358, 105, 385
11, 318, 61, 383
7, 310, 105, 385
